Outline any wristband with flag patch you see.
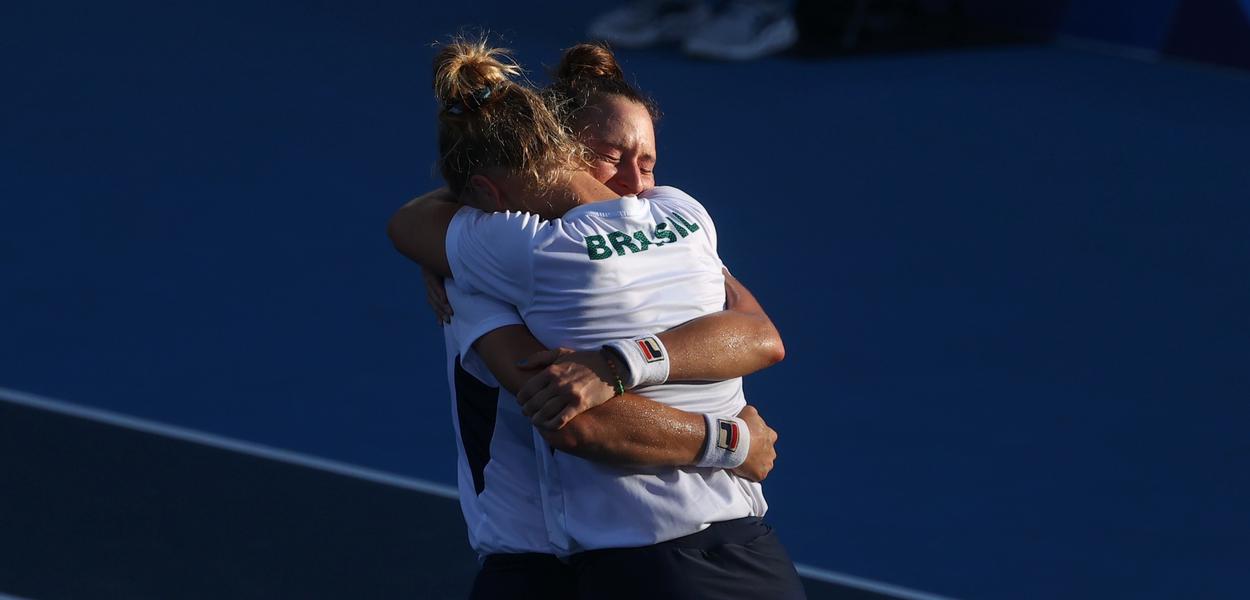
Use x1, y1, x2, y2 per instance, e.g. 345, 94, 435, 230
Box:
602, 335, 670, 389
696, 414, 750, 470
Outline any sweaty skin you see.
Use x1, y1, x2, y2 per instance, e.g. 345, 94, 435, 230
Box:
515, 270, 782, 427
472, 311, 779, 482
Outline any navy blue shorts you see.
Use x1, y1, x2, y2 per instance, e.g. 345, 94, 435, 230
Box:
569, 517, 807, 600
469, 552, 576, 600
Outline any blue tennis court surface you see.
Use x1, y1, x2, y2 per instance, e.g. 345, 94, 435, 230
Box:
2, 1, 1248, 598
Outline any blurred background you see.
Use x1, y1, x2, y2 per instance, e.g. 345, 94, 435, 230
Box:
2, 1, 1248, 599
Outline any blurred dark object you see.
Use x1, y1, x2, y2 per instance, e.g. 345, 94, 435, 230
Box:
1165, 0, 1250, 70
587, 0, 799, 61
791, 0, 1054, 57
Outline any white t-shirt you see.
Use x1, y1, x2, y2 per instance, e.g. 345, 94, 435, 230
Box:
445, 186, 767, 555
441, 279, 551, 556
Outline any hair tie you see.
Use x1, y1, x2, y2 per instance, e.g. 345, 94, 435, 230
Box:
445, 83, 498, 115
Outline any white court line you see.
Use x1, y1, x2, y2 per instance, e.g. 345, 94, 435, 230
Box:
0, 591, 36, 600
0, 386, 456, 499
795, 564, 957, 600
0, 385, 957, 600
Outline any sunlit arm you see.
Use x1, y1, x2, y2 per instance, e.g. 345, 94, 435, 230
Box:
474, 325, 704, 466
386, 187, 458, 277
658, 269, 785, 382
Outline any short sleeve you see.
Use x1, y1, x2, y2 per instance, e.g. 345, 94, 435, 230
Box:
445, 206, 545, 308
444, 278, 524, 360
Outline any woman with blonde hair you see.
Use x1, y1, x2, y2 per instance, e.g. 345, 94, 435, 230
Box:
392, 38, 804, 599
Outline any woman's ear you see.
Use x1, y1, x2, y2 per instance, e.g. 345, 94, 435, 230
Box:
465, 174, 506, 212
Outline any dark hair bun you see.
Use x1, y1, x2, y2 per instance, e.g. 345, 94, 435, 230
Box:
554, 42, 624, 84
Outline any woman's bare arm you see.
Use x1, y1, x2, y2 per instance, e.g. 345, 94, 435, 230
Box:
474, 324, 777, 480
387, 188, 458, 277
517, 270, 784, 426
660, 270, 784, 381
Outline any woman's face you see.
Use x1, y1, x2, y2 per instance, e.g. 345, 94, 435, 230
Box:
578, 95, 657, 196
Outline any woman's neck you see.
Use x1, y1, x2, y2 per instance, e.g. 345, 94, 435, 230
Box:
566, 171, 623, 206
530, 171, 620, 218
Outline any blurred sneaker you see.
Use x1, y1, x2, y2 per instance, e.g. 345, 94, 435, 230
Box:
588, 0, 712, 48
683, 0, 798, 60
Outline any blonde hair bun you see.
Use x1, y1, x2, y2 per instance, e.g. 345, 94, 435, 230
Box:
433, 38, 521, 112
433, 36, 589, 195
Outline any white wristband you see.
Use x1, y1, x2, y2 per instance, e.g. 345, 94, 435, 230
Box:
602, 336, 670, 389
696, 414, 750, 470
